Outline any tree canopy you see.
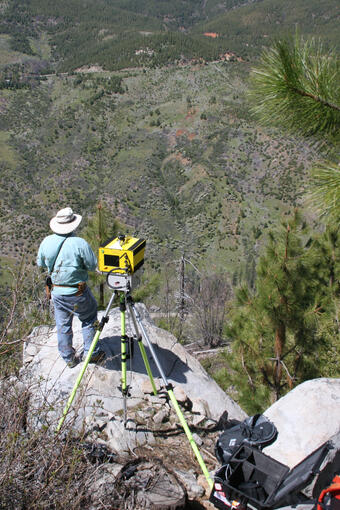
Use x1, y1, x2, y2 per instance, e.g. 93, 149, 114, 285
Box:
220, 35, 340, 412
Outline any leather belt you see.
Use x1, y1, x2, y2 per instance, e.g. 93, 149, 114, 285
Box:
52, 282, 87, 296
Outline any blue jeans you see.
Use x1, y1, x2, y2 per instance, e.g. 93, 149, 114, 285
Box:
52, 287, 100, 362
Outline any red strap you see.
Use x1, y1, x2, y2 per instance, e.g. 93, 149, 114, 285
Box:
318, 476, 340, 510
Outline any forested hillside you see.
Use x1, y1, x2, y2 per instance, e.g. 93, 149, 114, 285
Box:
0, 0, 339, 410
198, 0, 340, 55
0, 0, 338, 73
0, 62, 321, 282
0, 0, 337, 313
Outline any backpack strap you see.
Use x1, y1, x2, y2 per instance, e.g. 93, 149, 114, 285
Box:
50, 236, 68, 278
251, 414, 261, 427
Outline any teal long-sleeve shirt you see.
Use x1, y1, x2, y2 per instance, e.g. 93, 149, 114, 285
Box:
37, 233, 97, 296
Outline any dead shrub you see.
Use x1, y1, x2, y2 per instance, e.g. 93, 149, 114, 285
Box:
0, 378, 118, 510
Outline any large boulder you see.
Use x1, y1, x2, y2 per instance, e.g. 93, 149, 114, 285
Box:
264, 378, 340, 468
22, 303, 245, 454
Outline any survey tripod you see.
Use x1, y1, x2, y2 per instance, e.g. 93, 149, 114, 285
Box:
56, 271, 214, 490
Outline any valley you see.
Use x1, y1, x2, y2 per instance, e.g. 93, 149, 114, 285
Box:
0, 60, 320, 286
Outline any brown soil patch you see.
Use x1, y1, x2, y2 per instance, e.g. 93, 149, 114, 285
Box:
163, 152, 191, 167
175, 129, 196, 141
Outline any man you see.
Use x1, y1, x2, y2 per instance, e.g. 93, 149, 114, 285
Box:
37, 207, 105, 368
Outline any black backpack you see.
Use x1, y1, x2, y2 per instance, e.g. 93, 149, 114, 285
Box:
210, 441, 332, 510
215, 414, 278, 465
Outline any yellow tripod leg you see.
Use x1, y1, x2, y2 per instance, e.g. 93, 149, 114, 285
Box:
56, 329, 101, 432
168, 388, 214, 489
127, 298, 214, 489
121, 311, 127, 393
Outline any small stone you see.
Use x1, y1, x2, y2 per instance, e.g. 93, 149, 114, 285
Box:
205, 419, 217, 429
146, 431, 156, 445
102, 463, 123, 479
173, 385, 189, 404
130, 386, 144, 399
192, 414, 205, 426
146, 394, 164, 405
153, 409, 168, 424
174, 469, 205, 499
141, 378, 161, 394
106, 420, 137, 453
135, 410, 149, 421
191, 398, 208, 417
145, 406, 155, 414
169, 414, 178, 425
136, 430, 156, 446
125, 419, 137, 431
136, 430, 148, 446
204, 438, 214, 447
192, 432, 203, 446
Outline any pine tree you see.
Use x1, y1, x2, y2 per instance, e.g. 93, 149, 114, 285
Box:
308, 225, 340, 376
223, 212, 325, 411
208, 36, 340, 414
248, 36, 340, 135
81, 202, 123, 308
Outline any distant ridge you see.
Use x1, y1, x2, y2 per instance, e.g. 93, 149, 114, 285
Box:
198, 0, 340, 56
0, 0, 338, 72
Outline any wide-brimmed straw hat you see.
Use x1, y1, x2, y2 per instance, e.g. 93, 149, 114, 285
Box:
50, 207, 82, 235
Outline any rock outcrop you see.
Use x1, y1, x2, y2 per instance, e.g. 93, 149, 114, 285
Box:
23, 303, 245, 458
261, 378, 340, 508
264, 378, 340, 468
22, 306, 340, 509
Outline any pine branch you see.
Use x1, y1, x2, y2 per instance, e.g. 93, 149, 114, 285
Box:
291, 87, 340, 112
248, 36, 340, 135
240, 349, 255, 390
307, 162, 340, 223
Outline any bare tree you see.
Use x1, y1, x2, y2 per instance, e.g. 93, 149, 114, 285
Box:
187, 272, 232, 348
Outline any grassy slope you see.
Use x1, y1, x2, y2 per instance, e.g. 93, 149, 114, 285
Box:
0, 62, 320, 287
0, 0, 337, 287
